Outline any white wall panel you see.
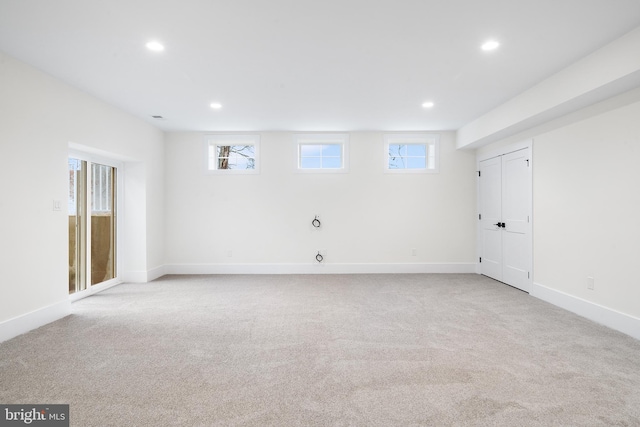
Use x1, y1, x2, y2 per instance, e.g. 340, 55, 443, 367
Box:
164, 132, 477, 269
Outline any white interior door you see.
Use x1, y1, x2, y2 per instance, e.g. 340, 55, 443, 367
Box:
479, 156, 502, 281
501, 150, 531, 291
479, 146, 531, 292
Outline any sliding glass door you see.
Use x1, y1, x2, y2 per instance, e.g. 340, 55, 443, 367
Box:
68, 157, 117, 294
69, 159, 87, 294
90, 163, 116, 285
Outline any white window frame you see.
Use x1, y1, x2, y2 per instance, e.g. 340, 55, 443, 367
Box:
294, 133, 349, 173
384, 133, 440, 173
206, 134, 260, 174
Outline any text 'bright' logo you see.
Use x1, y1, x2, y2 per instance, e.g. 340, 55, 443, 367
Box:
4, 408, 47, 424
1, 405, 68, 426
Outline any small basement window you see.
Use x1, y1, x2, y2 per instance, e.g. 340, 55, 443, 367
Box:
207, 135, 260, 173
294, 134, 349, 172
384, 134, 439, 173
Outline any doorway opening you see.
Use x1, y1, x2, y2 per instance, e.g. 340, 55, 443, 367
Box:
68, 158, 117, 294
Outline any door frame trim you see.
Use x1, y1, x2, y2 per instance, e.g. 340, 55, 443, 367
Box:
476, 139, 533, 292
477, 139, 532, 164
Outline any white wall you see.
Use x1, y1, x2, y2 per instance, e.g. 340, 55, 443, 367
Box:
0, 51, 164, 340
165, 131, 477, 273
477, 90, 640, 332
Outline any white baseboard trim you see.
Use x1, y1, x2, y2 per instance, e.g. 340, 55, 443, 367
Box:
120, 270, 147, 283
164, 263, 476, 275
147, 265, 166, 282
121, 266, 166, 283
0, 300, 71, 343
69, 278, 122, 302
531, 282, 640, 341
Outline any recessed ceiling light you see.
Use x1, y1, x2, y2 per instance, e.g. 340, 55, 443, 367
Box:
422, 101, 435, 108
146, 41, 165, 52
210, 103, 223, 109
481, 40, 500, 51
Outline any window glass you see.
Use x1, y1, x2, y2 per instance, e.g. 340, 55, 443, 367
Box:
407, 144, 426, 156
408, 157, 427, 169
322, 144, 342, 157
215, 145, 255, 170
295, 135, 348, 172
322, 156, 342, 169
300, 145, 322, 157
384, 134, 439, 173
299, 143, 342, 169
207, 136, 259, 173
301, 157, 322, 169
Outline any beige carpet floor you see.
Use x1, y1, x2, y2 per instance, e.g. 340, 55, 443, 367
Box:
1, 274, 639, 426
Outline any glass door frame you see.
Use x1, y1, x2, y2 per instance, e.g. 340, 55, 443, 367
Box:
69, 149, 123, 302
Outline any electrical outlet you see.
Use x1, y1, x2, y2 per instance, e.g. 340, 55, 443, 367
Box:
587, 276, 595, 290
227, 250, 233, 258
411, 248, 417, 256
52, 200, 61, 211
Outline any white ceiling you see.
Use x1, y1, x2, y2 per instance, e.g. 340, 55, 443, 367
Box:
1, 0, 640, 132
